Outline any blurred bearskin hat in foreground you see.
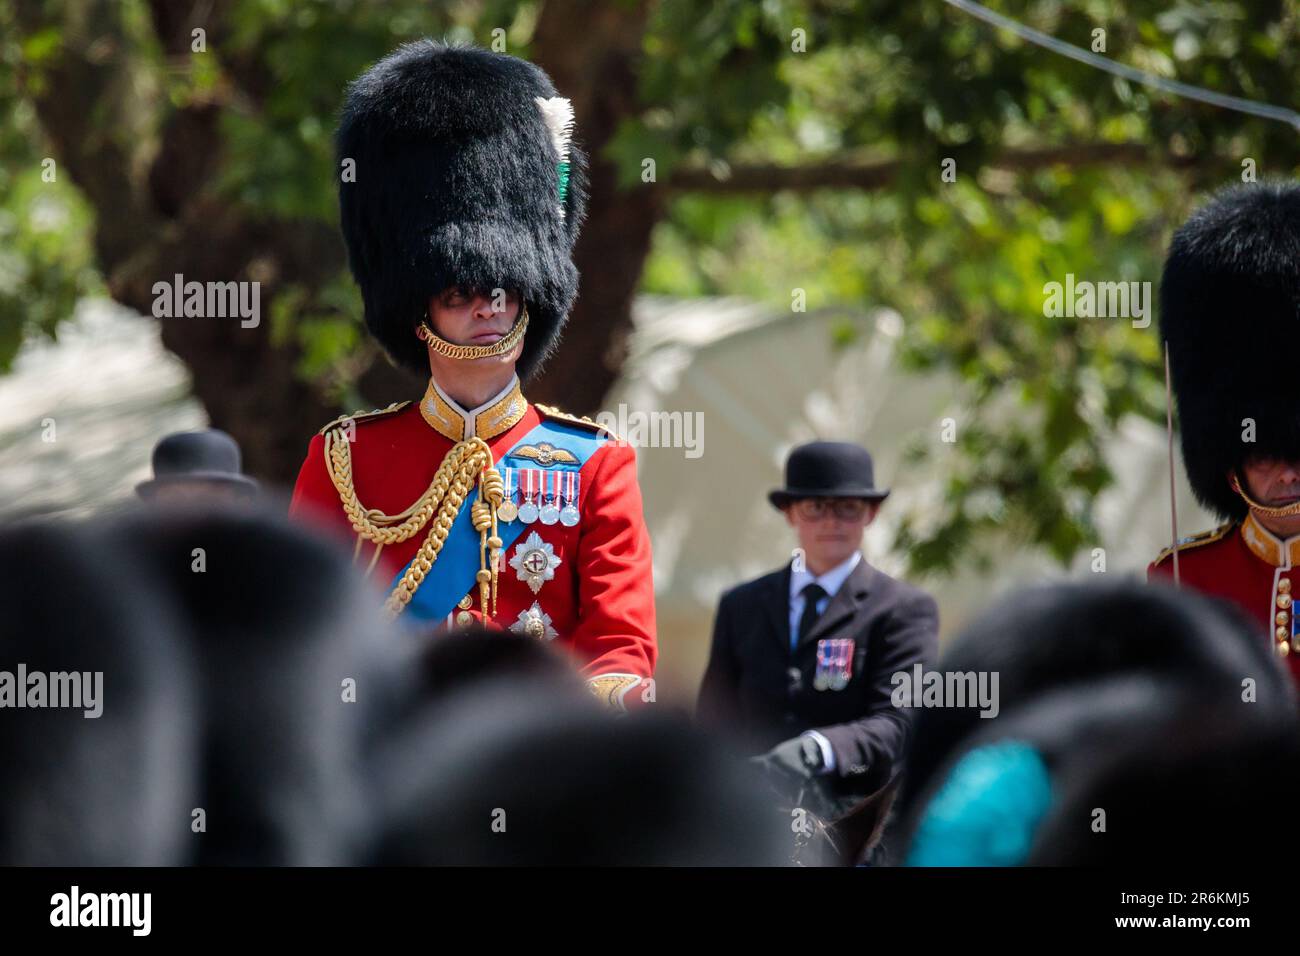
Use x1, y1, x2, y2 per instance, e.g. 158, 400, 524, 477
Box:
0, 521, 198, 865
112, 505, 404, 865
894, 581, 1297, 865
369, 678, 789, 866
901, 679, 1300, 865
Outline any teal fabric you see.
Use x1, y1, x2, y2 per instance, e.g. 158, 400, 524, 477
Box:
905, 740, 1053, 867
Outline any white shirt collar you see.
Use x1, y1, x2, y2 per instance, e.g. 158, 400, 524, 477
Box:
789, 550, 862, 603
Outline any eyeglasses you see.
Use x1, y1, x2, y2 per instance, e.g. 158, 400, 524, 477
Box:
792, 498, 872, 521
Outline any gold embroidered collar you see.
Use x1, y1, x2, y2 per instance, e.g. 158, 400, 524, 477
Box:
1241, 512, 1300, 568
419, 375, 527, 442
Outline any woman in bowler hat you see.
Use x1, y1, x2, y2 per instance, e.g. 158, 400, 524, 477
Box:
697, 441, 938, 848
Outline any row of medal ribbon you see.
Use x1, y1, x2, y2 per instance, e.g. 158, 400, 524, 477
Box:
496, 467, 581, 526
813, 637, 854, 691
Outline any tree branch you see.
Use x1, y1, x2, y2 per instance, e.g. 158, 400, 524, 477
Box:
662, 142, 1198, 195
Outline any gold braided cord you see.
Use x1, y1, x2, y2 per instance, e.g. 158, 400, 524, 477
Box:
421, 306, 529, 361
1231, 473, 1300, 519
322, 425, 505, 621
363, 540, 386, 576
326, 426, 470, 544
470, 469, 506, 616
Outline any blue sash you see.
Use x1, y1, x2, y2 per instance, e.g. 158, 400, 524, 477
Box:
393, 418, 608, 624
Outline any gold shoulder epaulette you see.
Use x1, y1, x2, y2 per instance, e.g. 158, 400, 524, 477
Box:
535, 402, 619, 440
1152, 522, 1235, 566
317, 401, 411, 436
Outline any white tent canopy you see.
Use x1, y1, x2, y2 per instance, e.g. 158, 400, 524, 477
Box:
608, 296, 1214, 698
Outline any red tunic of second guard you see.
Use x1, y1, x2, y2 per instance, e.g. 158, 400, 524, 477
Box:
1148, 515, 1300, 691
1143, 183, 1300, 698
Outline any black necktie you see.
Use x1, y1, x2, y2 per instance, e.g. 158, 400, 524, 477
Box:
796, 582, 828, 648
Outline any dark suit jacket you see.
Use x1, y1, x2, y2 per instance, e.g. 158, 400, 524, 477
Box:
697, 557, 939, 795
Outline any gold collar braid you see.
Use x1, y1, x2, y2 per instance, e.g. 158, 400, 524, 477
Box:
420, 376, 526, 442
323, 427, 505, 622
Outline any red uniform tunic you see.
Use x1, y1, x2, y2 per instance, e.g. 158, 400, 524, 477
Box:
288, 376, 657, 708
1148, 513, 1300, 689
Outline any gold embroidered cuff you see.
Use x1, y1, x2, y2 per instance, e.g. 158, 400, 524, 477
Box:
586, 674, 646, 714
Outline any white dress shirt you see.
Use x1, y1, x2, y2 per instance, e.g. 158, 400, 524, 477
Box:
788, 550, 862, 645
787, 551, 862, 773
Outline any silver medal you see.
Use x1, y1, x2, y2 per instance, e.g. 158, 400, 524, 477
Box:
518, 468, 539, 523
559, 470, 580, 526
539, 470, 560, 525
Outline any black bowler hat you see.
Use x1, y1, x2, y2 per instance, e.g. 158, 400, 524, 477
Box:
768, 441, 890, 510
135, 430, 259, 499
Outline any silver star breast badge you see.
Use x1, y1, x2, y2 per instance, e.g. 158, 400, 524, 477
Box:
510, 601, 558, 641
509, 530, 561, 594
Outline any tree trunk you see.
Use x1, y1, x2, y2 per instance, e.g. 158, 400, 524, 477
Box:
527, 0, 662, 416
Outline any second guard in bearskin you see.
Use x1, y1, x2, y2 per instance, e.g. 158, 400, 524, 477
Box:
289, 41, 656, 710
1149, 181, 1300, 690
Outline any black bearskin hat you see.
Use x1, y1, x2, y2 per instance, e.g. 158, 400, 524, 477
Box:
1161, 181, 1300, 519
337, 40, 589, 380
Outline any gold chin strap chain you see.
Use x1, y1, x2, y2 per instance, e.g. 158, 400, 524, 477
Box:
1231, 473, 1300, 519
422, 305, 529, 362
324, 428, 504, 622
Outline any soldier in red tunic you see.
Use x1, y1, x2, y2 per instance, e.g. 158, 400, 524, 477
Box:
288, 41, 655, 710
1148, 181, 1300, 690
